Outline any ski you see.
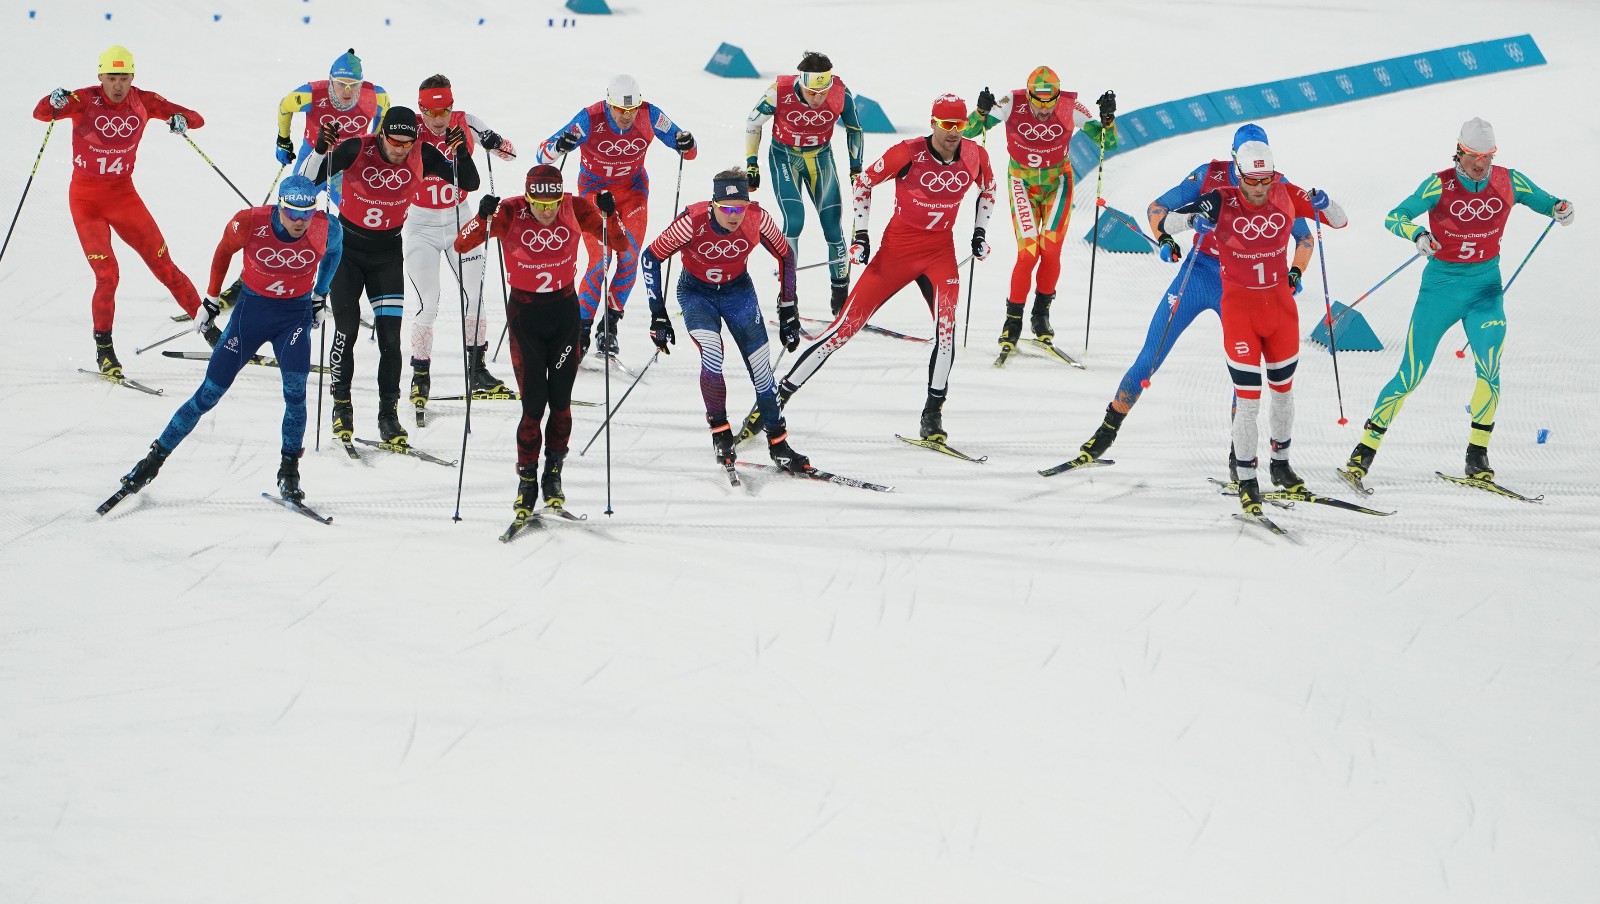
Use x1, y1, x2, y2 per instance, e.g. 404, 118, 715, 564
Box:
722, 461, 741, 486
1265, 488, 1394, 516
161, 350, 329, 374
736, 460, 894, 492
1207, 477, 1294, 509
797, 315, 930, 343
78, 368, 163, 395
96, 485, 136, 515
499, 514, 545, 542
894, 435, 988, 463
537, 504, 589, 521
1233, 512, 1291, 537
335, 437, 362, 460
1435, 471, 1544, 503
353, 437, 458, 467
994, 346, 1016, 368
1022, 337, 1086, 369
1334, 467, 1376, 496
415, 406, 426, 428
1039, 456, 1115, 477
587, 351, 636, 377
261, 492, 333, 524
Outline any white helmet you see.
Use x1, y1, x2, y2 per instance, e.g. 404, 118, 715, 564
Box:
1234, 140, 1275, 177
607, 74, 643, 109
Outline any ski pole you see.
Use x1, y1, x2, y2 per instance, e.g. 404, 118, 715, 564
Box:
1332, 253, 1422, 323
658, 154, 686, 298
451, 154, 474, 523
1312, 212, 1348, 424
134, 326, 192, 355
1084, 127, 1109, 353
486, 154, 515, 363
601, 215, 614, 515
261, 163, 286, 206
961, 116, 989, 349
0, 117, 59, 267
314, 322, 326, 452
1454, 218, 1555, 359
578, 350, 660, 457
796, 255, 847, 273
1139, 247, 1199, 389
182, 134, 251, 206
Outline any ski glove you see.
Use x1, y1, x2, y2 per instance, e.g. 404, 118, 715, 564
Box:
1414, 230, 1440, 256
275, 134, 296, 165
193, 297, 221, 334
1306, 188, 1331, 210
777, 302, 801, 352
971, 227, 991, 261
746, 161, 761, 191
1192, 214, 1215, 236
48, 88, 71, 110
167, 114, 188, 135
596, 190, 617, 217
976, 87, 996, 118
1554, 199, 1576, 226
311, 294, 329, 327
674, 130, 695, 153
849, 230, 871, 266
1288, 266, 1303, 295
1096, 90, 1117, 125
444, 125, 467, 157
649, 309, 675, 353
479, 129, 517, 160
1156, 231, 1182, 263
477, 194, 500, 221
315, 122, 339, 155
554, 130, 580, 154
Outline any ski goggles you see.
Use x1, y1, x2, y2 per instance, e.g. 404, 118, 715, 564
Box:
1239, 173, 1275, 186
280, 199, 318, 221
383, 134, 416, 150
713, 202, 748, 215
1027, 90, 1060, 108
1456, 144, 1496, 163
526, 195, 562, 210
931, 117, 966, 133
419, 105, 453, 117
800, 71, 833, 92
330, 77, 361, 90
608, 100, 643, 113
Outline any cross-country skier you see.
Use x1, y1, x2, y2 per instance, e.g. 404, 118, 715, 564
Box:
1342, 118, 1574, 489
534, 74, 697, 356
275, 49, 389, 206
34, 45, 207, 377
743, 50, 865, 316
109, 176, 343, 506
1064, 125, 1315, 475
964, 67, 1116, 350
453, 165, 626, 519
404, 74, 517, 418
305, 106, 479, 447
1164, 141, 1347, 515
639, 169, 810, 475
745, 95, 997, 445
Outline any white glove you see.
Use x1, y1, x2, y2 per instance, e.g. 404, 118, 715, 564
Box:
193, 297, 220, 334
311, 294, 329, 327
167, 114, 188, 135
48, 88, 71, 110
1553, 200, 1575, 227
1161, 211, 1196, 235
1414, 230, 1440, 256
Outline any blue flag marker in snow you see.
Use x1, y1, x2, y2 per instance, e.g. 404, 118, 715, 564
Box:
1308, 301, 1383, 352
566, 0, 613, 13
853, 95, 896, 133
1085, 206, 1154, 253
705, 43, 760, 79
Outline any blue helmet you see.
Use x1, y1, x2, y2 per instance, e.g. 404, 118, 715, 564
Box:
1232, 123, 1268, 153
277, 175, 319, 219
330, 48, 362, 81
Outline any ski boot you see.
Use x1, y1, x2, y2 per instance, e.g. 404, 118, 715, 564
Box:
579, 319, 593, 355
377, 396, 409, 446
710, 419, 737, 467
1269, 458, 1306, 493
919, 396, 948, 443
737, 381, 795, 443
1465, 442, 1494, 481
830, 283, 848, 317
514, 464, 540, 521
1228, 448, 1240, 485
202, 322, 223, 349
541, 453, 565, 508
595, 309, 622, 356
94, 330, 122, 379
468, 344, 508, 398
276, 450, 305, 502
998, 301, 1025, 351
1030, 292, 1056, 342
1077, 403, 1126, 462
120, 441, 170, 492
218, 279, 241, 311
1344, 439, 1378, 481
1236, 477, 1264, 516
410, 359, 431, 410
331, 394, 355, 443
767, 421, 812, 473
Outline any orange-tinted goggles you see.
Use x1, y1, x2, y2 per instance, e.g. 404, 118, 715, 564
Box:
931, 117, 965, 133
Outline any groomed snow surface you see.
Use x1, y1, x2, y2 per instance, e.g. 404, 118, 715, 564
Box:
3, 1, 1598, 901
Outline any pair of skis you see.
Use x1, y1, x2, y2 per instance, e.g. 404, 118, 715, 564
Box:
79, 368, 162, 396
332, 435, 458, 467
499, 503, 588, 543
98, 483, 332, 525
161, 350, 330, 375
1338, 467, 1544, 504
994, 337, 1085, 370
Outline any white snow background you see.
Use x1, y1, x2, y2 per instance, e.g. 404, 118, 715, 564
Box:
2, 1, 1598, 902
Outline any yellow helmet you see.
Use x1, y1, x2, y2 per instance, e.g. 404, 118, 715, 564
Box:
99, 45, 135, 75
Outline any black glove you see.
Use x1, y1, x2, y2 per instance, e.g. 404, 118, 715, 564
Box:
1096, 90, 1117, 125
971, 226, 990, 260
275, 134, 296, 165
849, 229, 871, 266
777, 302, 801, 352
311, 294, 329, 327
1156, 231, 1182, 263
595, 190, 617, 217
674, 130, 695, 153
315, 121, 339, 155
649, 308, 675, 353
477, 194, 500, 221
1287, 266, 1303, 295
554, 130, 580, 154
746, 162, 761, 191
444, 125, 466, 156
479, 129, 503, 151
849, 167, 861, 180
976, 87, 996, 118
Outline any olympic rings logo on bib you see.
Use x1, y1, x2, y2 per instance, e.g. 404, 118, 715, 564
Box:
521, 226, 572, 252
362, 167, 411, 190
786, 109, 835, 127
594, 138, 648, 156
1015, 122, 1064, 142
696, 238, 749, 260
1449, 197, 1504, 221
1236, 213, 1286, 240
95, 115, 140, 138
920, 170, 971, 192
255, 247, 317, 270
326, 115, 369, 134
